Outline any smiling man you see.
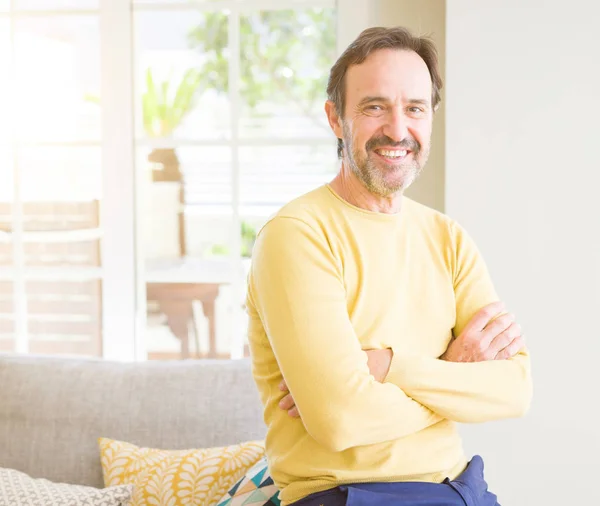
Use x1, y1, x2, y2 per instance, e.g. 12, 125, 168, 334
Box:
246, 27, 532, 506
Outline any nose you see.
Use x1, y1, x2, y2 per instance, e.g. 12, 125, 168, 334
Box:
382, 108, 409, 143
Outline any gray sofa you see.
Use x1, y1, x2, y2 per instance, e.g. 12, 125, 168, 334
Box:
0, 354, 266, 488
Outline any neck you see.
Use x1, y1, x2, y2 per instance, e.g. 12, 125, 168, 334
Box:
329, 162, 404, 214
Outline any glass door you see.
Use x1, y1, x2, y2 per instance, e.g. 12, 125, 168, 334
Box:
132, 0, 338, 361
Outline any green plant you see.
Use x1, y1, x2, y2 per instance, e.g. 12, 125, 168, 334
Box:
240, 220, 257, 257
209, 220, 257, 258
85, 67, 204, 138
187, 8, 336, 131
142, 67, 204, 138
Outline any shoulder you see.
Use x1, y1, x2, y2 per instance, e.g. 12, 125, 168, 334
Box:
249, 188, 339, 288
275, 185, 333, 222
403, 197, 460, 239
257, 186, 333, 241
403, 198, 482, 267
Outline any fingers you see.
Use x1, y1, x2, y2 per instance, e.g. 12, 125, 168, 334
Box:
278, 379, 299, 417
487, 321, 520, 355
495, 334, 526, 360
278, 392, 300, 418
279, 393, 295, 411
463, 301, 505, 334
481, 312, 515, 346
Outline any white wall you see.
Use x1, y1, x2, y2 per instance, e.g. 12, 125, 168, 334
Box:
446, 1, 600, 504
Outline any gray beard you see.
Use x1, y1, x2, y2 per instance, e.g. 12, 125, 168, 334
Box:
342, 125, 426, 197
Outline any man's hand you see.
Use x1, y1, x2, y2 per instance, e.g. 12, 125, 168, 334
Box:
278, 380, 300, 418
365, 348, 393, 382
278, 348, 393, 418
441, 301, 525, 363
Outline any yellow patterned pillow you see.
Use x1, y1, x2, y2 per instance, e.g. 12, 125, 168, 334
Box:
98, 438, 265, 506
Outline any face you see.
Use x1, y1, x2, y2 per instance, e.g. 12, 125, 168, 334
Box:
326, 49, 434, 197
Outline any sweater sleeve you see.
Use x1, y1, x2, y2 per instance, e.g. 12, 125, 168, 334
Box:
248, 216, 443, 452
385, 221, 533, 423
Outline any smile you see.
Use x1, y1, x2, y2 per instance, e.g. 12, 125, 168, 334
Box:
374, 149, 409, 161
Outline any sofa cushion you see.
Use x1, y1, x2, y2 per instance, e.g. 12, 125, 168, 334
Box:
0, 467, 133, 506
217, 457, 281, 506
99, 437, 265, 506
0, 354, 266, 489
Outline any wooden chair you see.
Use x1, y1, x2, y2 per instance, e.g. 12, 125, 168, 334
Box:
0, 201, 102, 356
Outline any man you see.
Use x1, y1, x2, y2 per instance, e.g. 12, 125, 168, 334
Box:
246, 26, 532, 506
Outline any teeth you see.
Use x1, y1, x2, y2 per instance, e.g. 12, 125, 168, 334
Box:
378, 149, 407, 158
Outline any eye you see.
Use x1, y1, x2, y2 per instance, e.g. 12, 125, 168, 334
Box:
408, 106, 424, 113
366, 104, 383, 111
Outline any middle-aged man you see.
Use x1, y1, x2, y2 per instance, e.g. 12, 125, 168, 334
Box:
245, 26, 532, 506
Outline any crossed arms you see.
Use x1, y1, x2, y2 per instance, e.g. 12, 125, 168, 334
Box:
248, 216, 532, 453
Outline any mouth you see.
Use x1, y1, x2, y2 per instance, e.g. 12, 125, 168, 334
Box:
373, 148, 411, 164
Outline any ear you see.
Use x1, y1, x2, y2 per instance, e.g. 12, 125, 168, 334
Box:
325, 100, 343, 139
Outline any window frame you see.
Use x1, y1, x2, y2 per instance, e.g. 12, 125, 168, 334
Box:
2, 0, 371, 361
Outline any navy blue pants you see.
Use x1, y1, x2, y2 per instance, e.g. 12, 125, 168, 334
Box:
291, 456, 499, 506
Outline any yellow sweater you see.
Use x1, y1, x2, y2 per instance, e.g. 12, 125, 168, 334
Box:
246, 185, 532, 505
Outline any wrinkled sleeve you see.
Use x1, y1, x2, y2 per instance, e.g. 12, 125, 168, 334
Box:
385, 222, 532, 423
